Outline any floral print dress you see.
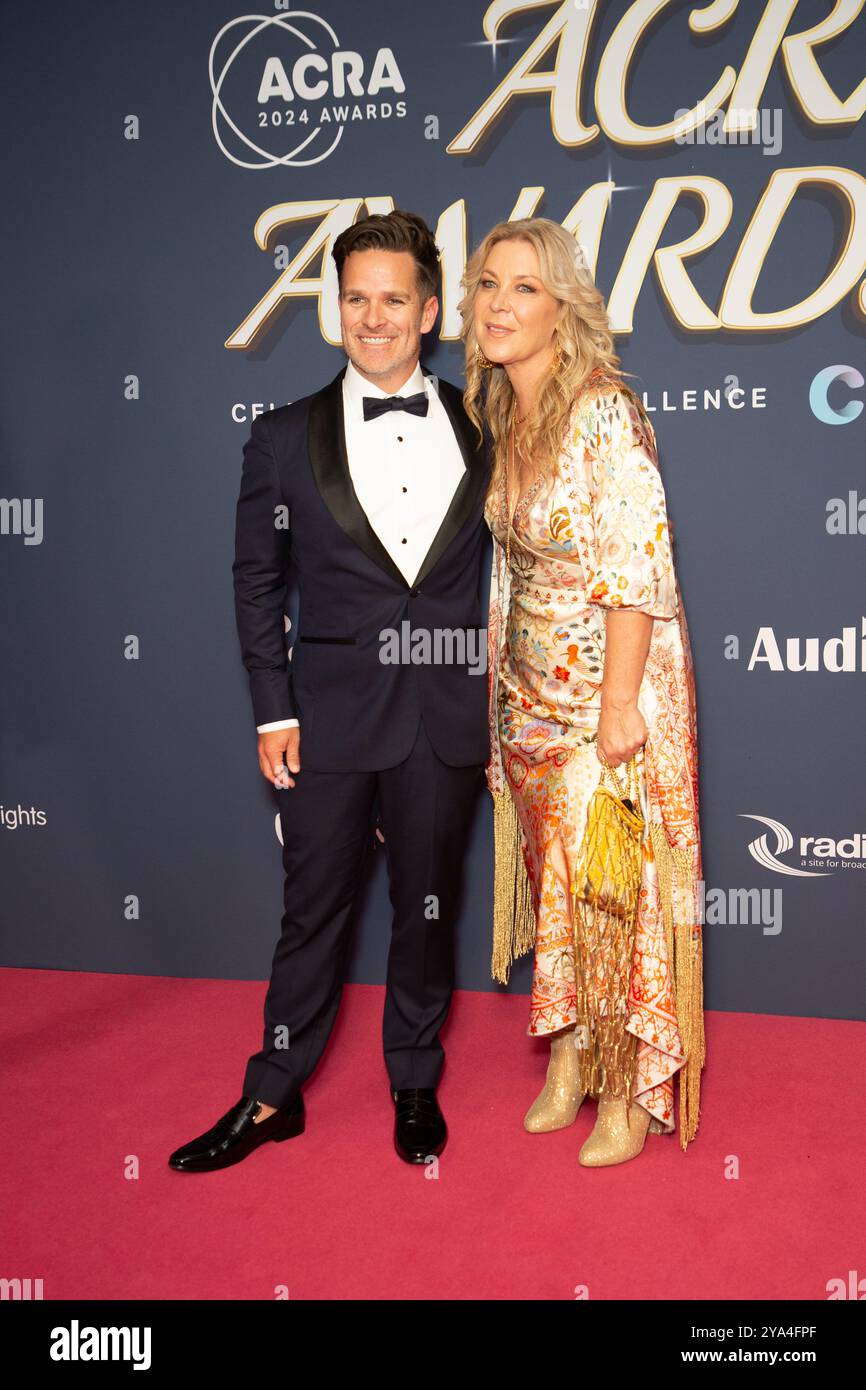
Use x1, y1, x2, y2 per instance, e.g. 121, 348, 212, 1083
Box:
484, 370, 705, 1144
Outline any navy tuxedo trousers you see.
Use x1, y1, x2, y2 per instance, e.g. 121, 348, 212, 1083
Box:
243, 715, 484, 1107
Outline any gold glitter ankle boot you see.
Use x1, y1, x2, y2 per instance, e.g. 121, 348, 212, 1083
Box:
524, 1028, 586, 1132
578, 1092, 663, 1167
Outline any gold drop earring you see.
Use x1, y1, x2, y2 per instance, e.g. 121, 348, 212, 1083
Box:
474, 344, 494, 370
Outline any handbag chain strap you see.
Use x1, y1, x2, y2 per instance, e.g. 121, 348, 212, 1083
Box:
600, 751, 641, 807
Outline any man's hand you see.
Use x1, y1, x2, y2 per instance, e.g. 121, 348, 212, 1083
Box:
258, 727, 301, 788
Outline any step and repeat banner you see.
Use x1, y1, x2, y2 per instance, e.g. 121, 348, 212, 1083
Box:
2, 0, 864, 1017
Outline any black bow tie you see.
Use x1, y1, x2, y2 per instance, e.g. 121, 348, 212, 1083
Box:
362, 390, 429, 422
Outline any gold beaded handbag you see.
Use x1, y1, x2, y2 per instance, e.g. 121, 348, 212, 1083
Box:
574, 754, 645, 919
570, 752, 646, 1097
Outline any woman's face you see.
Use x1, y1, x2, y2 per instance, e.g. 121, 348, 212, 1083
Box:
473, 238, 562, 371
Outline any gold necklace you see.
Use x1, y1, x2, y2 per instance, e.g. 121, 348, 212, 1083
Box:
505, 412, 540, 573
505, 371, 543, 547
505, 423, 520, 575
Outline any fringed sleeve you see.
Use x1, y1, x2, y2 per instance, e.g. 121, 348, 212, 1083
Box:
486, 530, 536, 984
647, 822, 705, 1148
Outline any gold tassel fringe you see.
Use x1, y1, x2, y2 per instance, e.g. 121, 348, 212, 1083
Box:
570, 771, 645, 1101
491, 787, 536, 984
649, 821, 705, 1150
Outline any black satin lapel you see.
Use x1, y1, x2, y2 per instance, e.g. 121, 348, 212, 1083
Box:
413, 375, 489, 588
432, 374, 480, 468
307, 368, 408, 589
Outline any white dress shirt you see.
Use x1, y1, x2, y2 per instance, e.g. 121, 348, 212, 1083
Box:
257, 359, 466, 733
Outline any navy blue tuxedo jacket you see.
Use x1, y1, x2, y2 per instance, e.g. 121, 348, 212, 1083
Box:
232, 364, 491, 772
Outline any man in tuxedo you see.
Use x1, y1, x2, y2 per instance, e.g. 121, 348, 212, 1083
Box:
169, 210, 489, 1173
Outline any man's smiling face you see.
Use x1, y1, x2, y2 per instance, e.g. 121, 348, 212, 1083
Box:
338, 249, 438, 394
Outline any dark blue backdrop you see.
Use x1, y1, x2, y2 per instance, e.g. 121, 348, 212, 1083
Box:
2, 0, 864, 1020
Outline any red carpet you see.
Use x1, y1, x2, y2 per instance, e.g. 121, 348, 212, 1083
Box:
2, 967, 863, 1300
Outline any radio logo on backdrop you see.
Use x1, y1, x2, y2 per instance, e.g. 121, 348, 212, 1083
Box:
209, 8, 406, 169
741, 814, 866, 876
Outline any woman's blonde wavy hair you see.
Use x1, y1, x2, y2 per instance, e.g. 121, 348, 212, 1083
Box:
459, 218, 631, 499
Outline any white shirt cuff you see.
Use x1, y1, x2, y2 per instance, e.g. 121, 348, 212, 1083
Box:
256, 719, 300, 732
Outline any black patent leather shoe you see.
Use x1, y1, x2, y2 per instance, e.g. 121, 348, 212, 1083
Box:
392, 1087, 447, 1164
168, 1094, 304, 1172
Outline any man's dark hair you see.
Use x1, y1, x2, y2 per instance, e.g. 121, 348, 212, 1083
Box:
332, 210, 440, 303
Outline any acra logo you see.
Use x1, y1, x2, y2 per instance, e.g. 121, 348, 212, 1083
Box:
209, 9, 406, 169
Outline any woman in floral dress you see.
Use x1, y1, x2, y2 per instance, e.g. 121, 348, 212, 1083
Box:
459, 219, 704, 1166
